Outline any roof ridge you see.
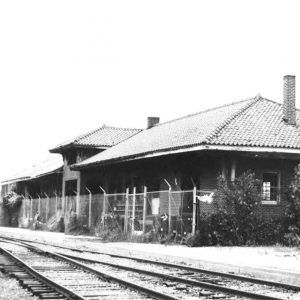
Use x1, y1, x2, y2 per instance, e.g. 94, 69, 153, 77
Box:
111, 128, 143, 146
72, 125, 141, 144
99, 125, 142, 131
74, 124, 106, 143
152, 97, 256, 129
261, 97, 300, 112
204, 95, 261, 143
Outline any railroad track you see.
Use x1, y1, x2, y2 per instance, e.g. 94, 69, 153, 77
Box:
0, 239, 178, 300
0, 246, 85, 300
1, 236, 300, 299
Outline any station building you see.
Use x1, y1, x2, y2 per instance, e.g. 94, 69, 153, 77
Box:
73, 75, 300, 220
1, 75, 300, 231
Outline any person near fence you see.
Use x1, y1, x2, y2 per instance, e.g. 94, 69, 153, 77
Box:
158, 213, 169, 238
33, 211, 43, 230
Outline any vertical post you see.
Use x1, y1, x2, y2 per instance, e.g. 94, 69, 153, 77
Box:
168, 187, 172, 234
100, 186, 107, 228
21, 195, 26, 219
132, 187, 136, 234
86, 187, 92, 229
192, 186, 197, 235
38, 194, 41, 215
76, 176, 81, 215
54, 192, 58, 214
231, 159, 236, 182
46, 196, 49, 221
44, 193, 49, 222
142, 186, 147, 234
164, 179, 172, 234
30, 196, 33, 220
124, 188, 129, 233
65, 196, 68, 216
62, 178, 66, 212
221, 156, 227, 180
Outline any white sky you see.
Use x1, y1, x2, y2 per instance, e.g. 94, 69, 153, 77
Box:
0, 0, 300, 182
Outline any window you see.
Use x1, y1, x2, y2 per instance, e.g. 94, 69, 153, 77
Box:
65, 179, 78, 196
262, 172, 280, 204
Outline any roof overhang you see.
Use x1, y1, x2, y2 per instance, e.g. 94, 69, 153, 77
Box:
1, 176, 31, 186
49, 144, 109, 154
1, 166, 63, 187
72, 144, 300, 170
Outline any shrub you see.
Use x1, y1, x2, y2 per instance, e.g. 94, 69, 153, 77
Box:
283, 226, 300, 246
285, 164, 300, 230
94, 213, 125, 242
187, 171, 289, 246
66, 211, 89, 235
1, 192, 23, 227
252, 216, 285, 245
213, 171, 262, 244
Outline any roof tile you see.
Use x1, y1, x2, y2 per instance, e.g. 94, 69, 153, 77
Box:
49, 125, 141, 153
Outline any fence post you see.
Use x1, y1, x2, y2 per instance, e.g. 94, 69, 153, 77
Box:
86, 187, 92, 229
164, 179, 172, 234
76, 191, 80, 216
21, 195, 26, 219
192, 186, 197, 235
142, 186, 147, 234
61, 195, 66, 215
54, 192, 58, 215
65, 196, 68, 218
168, 188, 172, 234
99, 186, 106, 228
132, 187, 136, 234
44, 193, 49, 222
28, 195, 33, 220
124, 188, 129, 233
37, 194, 41, 214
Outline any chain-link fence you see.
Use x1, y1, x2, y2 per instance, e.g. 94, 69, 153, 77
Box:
197, 190, 215, 214
104, 193, 126, 232
17, 187, 214, 235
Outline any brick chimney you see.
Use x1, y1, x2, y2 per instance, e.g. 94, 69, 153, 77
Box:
283, 75, 296, 125
147, 117, 160, 129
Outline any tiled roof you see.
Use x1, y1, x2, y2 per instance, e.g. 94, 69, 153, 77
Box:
77, 95, 300, 168
210, 98, 300, 148
49, 125, 141, 153
1, 155, 63, 185
74, 96, 300, 169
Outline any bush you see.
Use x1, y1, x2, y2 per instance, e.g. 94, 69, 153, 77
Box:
283, 226, 300, 246
187, 171, 290, 247
66, 210, 89, 235
1, 192, 23, 227
94, 213, 125, 242
285, 164, 300, 230
252, 216, 285, 245
187, 214, 285, 247
213, 171, 262, 244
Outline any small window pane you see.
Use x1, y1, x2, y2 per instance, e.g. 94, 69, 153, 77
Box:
262, 172, 279, 202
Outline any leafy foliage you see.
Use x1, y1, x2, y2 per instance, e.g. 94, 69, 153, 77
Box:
285, 164, 300, 230
212, 171, 262, 244
1, 192, 23, 227
284, 164, 300, 246
2, 192, 22, 211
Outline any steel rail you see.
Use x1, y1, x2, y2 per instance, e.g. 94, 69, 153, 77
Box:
2, 235, 299, 292
59, 253, 287, 300
0, 238, 180, 300
3, 238, 287, 300
0, 247, 87, 300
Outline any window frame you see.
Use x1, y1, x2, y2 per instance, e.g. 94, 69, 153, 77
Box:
261, 170, 281, 205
